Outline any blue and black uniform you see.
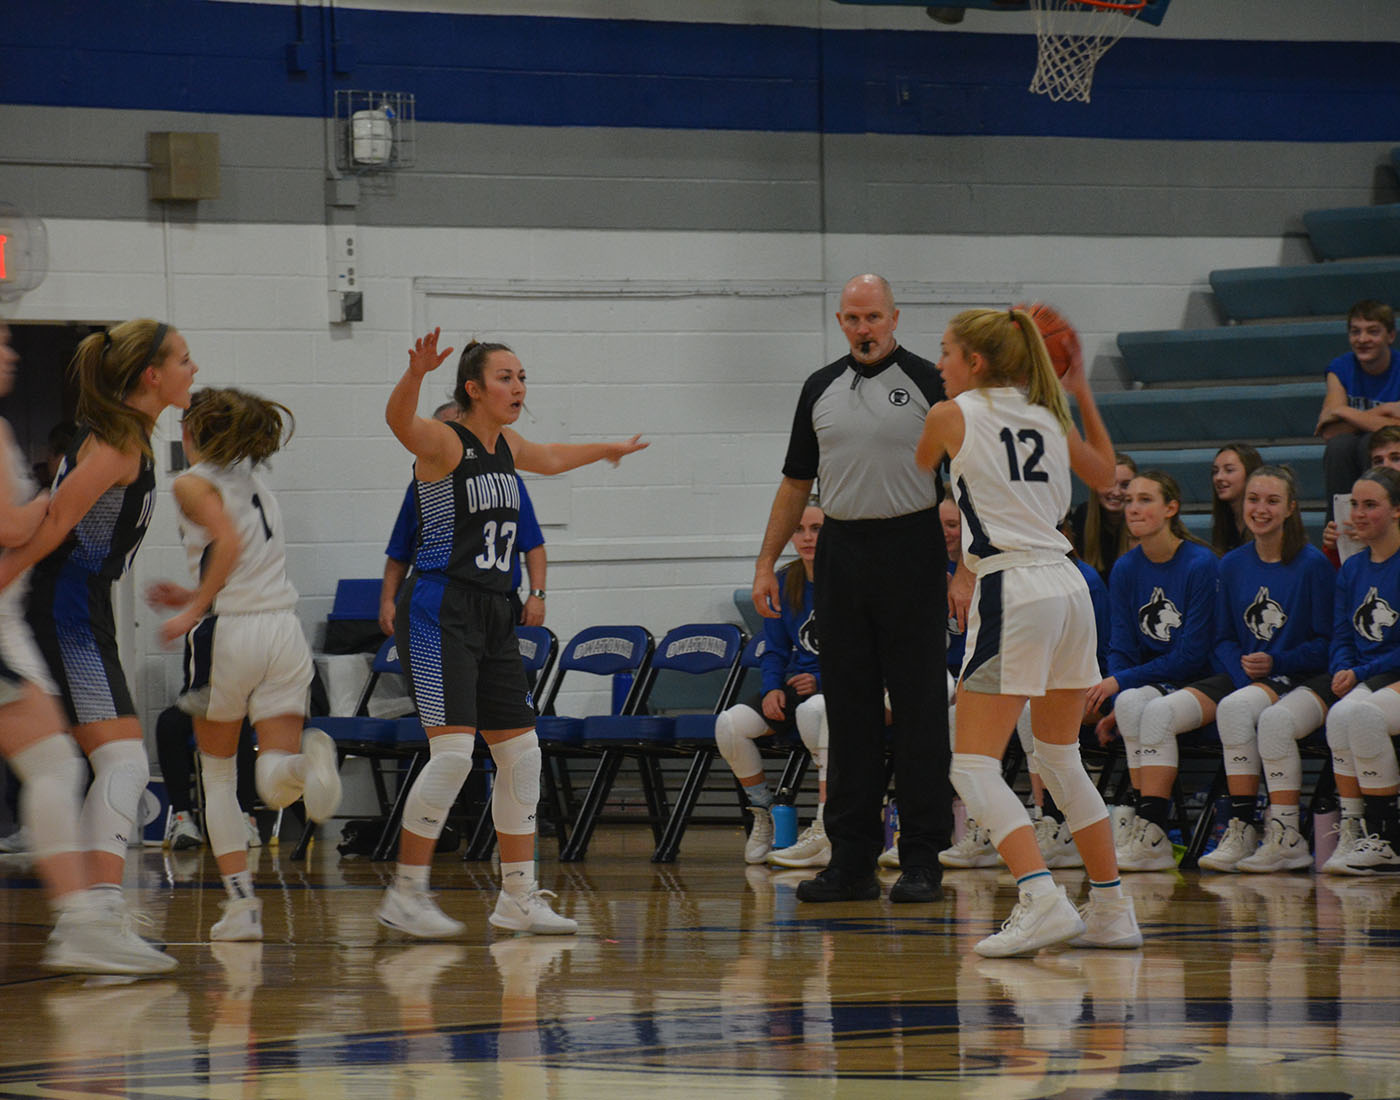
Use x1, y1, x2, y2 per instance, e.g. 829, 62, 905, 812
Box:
746, 563, 820, 737
26, 427, 155, 724
782, 344, 951, 874
395, 422, 535, 730
1327, 547, 1400, 699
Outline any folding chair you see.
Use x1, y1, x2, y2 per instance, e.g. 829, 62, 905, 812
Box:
562, 623, 746, 862
462, 625, 560, 861
293, 636, 424, 860
533, 625, 654, 857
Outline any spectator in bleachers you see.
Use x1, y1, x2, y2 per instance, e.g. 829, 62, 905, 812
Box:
1209, 443, 1262, 555
1315, 300, 1400, 516
1084, 472, 1218, 872
1143, 467, 1332, 873
717, 499, 826, 868
1244, 467, 1400, 875
1322, 425, 1400, 565
1070, 452, 1136, 585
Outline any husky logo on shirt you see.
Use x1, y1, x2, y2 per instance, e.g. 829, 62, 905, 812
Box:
1244, 586, 1287, 641
1137, 586, 1183, 643
1353, 586, 1399, 643
888, 388, 910, 407
798, 611, 820, 655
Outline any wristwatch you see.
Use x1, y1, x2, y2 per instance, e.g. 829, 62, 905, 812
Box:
529, 589, 546, 600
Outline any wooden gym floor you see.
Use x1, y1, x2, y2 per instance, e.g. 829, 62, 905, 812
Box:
0, 825, 1396, 1098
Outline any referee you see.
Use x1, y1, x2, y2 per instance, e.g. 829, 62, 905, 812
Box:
753, 274, 952, 903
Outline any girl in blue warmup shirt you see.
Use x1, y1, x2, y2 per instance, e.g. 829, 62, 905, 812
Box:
1241, 467, 1400, 875
715, 501, 826, 867
1084, 471, 1218, 871
1174, 467, 1334, 872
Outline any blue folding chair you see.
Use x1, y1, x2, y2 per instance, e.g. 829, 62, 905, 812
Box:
563, 623, 746, 862
528, 625, 654, 857
294, 636, 415, 860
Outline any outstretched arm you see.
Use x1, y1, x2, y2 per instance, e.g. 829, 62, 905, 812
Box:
0, 439, 135, 592
502, 428, 649, 476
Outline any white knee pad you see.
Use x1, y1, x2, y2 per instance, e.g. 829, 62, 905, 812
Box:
1114, 685, 1162, 770
1032, 738, 1108, 833
10, 735, 85, 862
714, 705, 767, 779
949, 752, 1030, 846
1015, 702, 1035, 767
490, 730, 540, 836
199, 752, 246, 858
1326, 689, 1367, 782
1258, 687, 1325, 791
795, 695, 825, 760
1137, 690, 1198, 770
255, 749, 302, 809
1332, 692, 1400, 791
1216, 685, 1269, 778
402, 732, 475, 840
80, 740, 149, 858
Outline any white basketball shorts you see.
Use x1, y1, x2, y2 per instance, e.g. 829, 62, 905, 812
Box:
181, 609, 313, 724
960, 557, 1100, 697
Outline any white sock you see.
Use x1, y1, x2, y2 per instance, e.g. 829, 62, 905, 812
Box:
223, 870, 255, 900
1273, 805, 1300, 830
394, 864, 429, 892
502, 859, 533, 896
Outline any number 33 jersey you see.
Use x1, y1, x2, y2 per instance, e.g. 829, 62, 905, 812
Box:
949, 386, 1072, 572
179, 460, 298, 613
413, 421, 520, 596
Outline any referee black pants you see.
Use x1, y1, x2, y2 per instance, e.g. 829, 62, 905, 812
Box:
814, 509, 953, 875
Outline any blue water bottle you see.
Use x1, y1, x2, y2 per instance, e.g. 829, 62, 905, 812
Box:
772, 787, 798, 849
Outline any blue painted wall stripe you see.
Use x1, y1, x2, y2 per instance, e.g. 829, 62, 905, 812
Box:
1, 2, 1396, 140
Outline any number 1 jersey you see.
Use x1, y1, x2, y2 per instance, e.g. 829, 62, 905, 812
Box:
179, 460, 298, 614
949, 386, 1072, 572
412, 421, 520, 595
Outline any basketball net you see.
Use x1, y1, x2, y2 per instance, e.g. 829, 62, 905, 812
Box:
1028, 0, 1146, 104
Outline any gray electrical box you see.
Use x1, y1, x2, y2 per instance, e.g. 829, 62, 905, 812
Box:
147, 132, 221, 201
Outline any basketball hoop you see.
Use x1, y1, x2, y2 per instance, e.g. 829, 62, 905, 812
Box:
1028, 0, 1146, 104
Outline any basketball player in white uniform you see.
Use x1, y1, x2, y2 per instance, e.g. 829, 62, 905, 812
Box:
916, 307, 1141, 957
148, 387, 340, 941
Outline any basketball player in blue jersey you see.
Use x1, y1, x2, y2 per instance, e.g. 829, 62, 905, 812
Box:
916, 307, 1141, 957
0, 324, 173, 975
146, 387, 342, 941
379, 329, 647, 938
0, 318, 195, 970
1084, 472, 1218, 872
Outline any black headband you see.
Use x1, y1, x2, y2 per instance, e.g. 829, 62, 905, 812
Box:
121, 323, 169, 395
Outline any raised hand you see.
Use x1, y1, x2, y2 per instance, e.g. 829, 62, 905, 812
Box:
408, 328, 455, 377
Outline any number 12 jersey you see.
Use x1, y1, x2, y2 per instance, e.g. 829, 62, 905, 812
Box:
949, 386, 1072, 572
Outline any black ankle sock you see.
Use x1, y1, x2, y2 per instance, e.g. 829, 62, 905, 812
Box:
1364, 794, 1400, 841
1229, 795, 1256, 823
1136, 796, 1170, 829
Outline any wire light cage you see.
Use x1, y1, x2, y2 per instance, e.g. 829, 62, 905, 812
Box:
1028, 0, 1146, 103
334, 90, 417, 174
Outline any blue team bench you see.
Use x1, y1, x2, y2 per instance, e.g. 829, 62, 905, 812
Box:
1095, 383, 1318, 447
1209, 258, 1400, 322
1304, 204, 1400, 262
1116, 322, 1346, 386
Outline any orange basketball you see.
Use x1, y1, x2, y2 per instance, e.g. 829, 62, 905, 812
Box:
1018, 301, 1080, 378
